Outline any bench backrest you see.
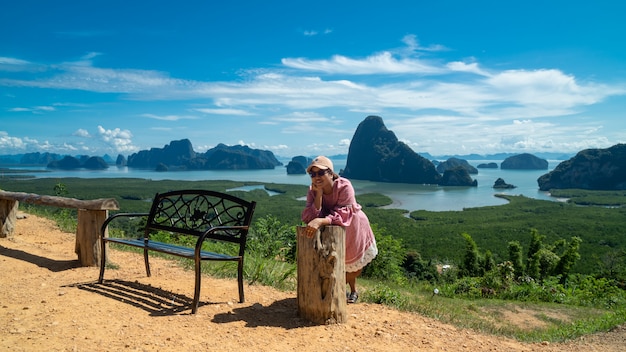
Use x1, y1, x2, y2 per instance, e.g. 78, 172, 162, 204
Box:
144, 189, 256, 251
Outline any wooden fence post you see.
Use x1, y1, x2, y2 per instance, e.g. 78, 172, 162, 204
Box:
0, 191, 118, 266
75, 209, 108, 266
296, 225, 347, 324
0, 199, 18, 238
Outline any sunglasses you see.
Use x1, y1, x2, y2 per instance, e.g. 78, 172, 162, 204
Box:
309, 169, 328, 178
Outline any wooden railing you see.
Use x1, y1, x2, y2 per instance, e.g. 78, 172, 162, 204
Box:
0, 190, 119, 266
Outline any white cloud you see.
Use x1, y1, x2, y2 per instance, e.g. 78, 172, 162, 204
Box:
96, 126, 137, 153
237, 140, 256, 148
0, 131, 27, 150
400, 34, 447, 53
141, 113, 198, 121
303, 28, 332, 36
447, 61, 489, 76
282, 52, 444, 75
9, 105, 55, 113
73, 129, 91, 138
193, 108, 254, 116
265, 144, 289, 151
0, 57, 31, 65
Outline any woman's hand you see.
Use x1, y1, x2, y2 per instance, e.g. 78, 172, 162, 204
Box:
305, 217, 326, 238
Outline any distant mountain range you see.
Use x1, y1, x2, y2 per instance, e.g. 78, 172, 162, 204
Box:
2, 115, 624, 191
0, 147, 573, 168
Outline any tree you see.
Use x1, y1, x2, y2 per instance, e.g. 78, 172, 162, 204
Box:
402, 251, 439, 282
248, 215, 295, 261
596, 248, 626, 282
460, 233, 481, 277
526, 229, 545, 279
362, 224, 406, 283
508, 241, 525, 278
54, 182, 68, 196
534, 248, 560, 280
483, 250, 496, 273
554, 236, 582, 283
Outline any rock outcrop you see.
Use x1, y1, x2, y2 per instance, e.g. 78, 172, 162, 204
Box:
47, 156, 82, 170
436, 157, 478, 174
493, 178, 516, 189
477, 162, 498, 169
127, 139, 196, 168
341, 116, 441, 184
21, 152, 62, 165
83, 156, 109, 170
501, 153, 548, 170
286, 156, 311, 175
126, 140, 281, 170
47, 155, 109, 170
201, 144, 281, 170
438, 166, 478, 187
116, 154, 127, 166
537, 144, 626, 191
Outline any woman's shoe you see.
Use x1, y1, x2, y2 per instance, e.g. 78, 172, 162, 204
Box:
347, 291, 359, 304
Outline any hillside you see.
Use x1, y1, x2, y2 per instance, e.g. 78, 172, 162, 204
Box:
1, 213, 625, 351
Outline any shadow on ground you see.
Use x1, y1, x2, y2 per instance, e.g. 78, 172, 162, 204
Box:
0, 245, 79, 272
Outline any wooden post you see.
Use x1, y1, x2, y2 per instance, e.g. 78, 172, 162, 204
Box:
296, 225, 347, 324
75, 209, 108, 267
0, 190, 118, 266
0, 199, 18, 238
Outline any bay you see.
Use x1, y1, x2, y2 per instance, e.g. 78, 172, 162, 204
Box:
9, 159, 563, 212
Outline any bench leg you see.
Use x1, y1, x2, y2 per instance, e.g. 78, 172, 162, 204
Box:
98, 222, 109, 283
238, 259, 245, 303
98, 239, 107, 283
192, 257, 202, 314
144, 248, 151, 277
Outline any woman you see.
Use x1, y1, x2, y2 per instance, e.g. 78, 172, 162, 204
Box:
301, 156, 378, 303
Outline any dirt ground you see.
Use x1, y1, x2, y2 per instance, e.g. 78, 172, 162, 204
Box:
1, 214, 625, 352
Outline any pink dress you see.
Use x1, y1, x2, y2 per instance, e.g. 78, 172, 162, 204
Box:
301, 177, 377, 272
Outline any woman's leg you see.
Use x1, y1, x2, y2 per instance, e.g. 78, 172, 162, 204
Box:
346, 269, 362, 293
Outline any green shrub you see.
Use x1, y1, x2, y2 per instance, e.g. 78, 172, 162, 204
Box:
363, 284, 408, 308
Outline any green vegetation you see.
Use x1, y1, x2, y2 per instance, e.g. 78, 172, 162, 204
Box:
3, 177, 626, 342
550, 188, 626, 206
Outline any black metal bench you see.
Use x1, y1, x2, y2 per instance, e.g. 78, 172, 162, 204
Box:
98, 189, 256, 314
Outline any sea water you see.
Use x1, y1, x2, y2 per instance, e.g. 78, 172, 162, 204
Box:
7, 160, 563, 212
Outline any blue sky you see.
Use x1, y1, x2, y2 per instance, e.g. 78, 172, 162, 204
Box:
1, 1, 625, 158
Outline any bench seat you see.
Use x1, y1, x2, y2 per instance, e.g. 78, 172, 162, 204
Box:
106, 237, 240, 261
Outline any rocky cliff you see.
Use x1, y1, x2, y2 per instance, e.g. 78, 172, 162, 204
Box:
493, 178, 516, 189
537, 144, 626, 191
501, 153, 548, 170
341, 116, 441, 184
127, 139, 196, 168
47, 155, 108, 170
126, 139, 281, 170
436, 157, 478, 174
286, 156, 312, 175
438, 167, 478, 187
201, 144, 281, 170
477, 162, 498, 169
21, 152, 62, 165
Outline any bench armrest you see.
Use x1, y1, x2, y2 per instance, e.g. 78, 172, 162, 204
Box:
100, 212, 150, 238
196, 225, 250, 251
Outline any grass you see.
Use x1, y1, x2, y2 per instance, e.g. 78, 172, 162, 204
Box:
67, 218, 626, 343
8, 178, 626, 343
358, 278, 626, 343
4, 177, 626, 275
